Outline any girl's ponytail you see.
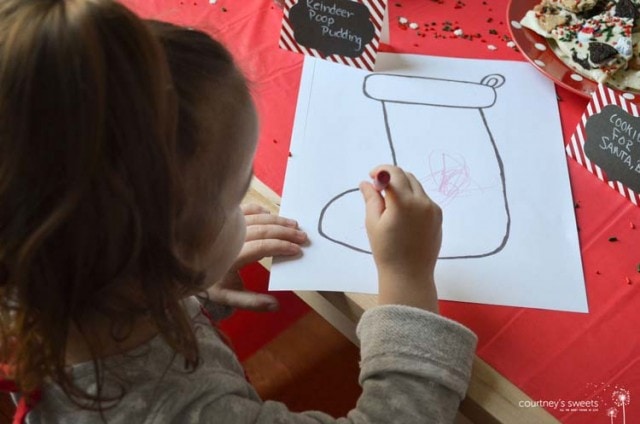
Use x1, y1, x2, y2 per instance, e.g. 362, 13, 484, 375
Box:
0, 0, 197, 405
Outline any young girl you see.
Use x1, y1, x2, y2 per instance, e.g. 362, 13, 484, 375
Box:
0, 1, 477, 422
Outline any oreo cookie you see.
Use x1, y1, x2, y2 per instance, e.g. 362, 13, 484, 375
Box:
589, 41, 619, 64
615, 0, 639, 20
577, 0, 609, 19
572, 51, 592, 70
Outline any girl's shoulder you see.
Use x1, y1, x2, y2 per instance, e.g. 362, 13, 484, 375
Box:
34, 297, 249, 423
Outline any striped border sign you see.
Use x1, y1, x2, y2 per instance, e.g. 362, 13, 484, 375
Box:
566, 84, 640, 207
279, 0, 387, 71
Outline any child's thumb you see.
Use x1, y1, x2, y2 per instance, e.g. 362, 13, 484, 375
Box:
359, 181, 385, 226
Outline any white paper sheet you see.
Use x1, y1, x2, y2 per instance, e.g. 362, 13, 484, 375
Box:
270, 53, 588, 313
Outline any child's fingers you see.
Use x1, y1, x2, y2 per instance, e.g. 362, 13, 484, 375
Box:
244, 213, 298, 228
406, 172, 429, 198
359, 181, 384, 222
214, 288, 279, 312
235, 239, 302, 268
375, 166, 414, 205
208, 273, 280, 312
241, 203, 270, 215
245, 224, 307, 244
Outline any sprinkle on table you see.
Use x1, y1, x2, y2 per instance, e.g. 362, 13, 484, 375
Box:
608, 236, 619, 242
399, 0, 521, 51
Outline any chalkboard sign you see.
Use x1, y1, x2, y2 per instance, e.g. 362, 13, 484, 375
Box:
566, 85, 640, 206
288, 0, 375, 58
584, 104, 640, 193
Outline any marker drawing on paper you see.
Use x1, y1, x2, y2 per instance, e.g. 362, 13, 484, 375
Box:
271, 54, 587, 312
318, 73, 510, 259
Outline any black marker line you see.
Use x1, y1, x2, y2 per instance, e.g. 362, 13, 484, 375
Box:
382, 102, 398, 166
318, 188, 372, 254
438, 108, 510, 259
319, 73, 510, 259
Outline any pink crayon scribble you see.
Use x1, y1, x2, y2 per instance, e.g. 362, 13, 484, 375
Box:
422, 151, 489, 206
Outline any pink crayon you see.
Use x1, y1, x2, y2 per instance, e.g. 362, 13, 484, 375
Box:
373, 170, 390, 191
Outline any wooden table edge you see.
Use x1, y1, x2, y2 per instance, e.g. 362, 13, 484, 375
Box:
245, 178, 559, 424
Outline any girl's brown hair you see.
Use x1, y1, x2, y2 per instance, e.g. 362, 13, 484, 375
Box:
0, 0, 246, 406
148, 21, 251, 261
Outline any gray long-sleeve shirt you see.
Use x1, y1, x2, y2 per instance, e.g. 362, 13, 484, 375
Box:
28, 297, 477, 423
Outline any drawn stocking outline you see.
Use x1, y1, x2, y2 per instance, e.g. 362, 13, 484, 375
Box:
318, 73, 511, 259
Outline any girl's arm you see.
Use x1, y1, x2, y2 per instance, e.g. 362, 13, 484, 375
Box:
194, 303, 476, 423
196, 165, 476, 423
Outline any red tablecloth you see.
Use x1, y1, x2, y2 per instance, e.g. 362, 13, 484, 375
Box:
123, 1, 640, 422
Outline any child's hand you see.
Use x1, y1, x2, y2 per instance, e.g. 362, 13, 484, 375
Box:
359, 166, 442, 313
206, 204, 307, 312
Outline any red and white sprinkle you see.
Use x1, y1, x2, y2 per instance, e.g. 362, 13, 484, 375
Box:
409, 22, 419, 30
399, 16, 409, 25
454, 28, 464, 36
507, 41, 516, 48
487, 44, 498, 50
